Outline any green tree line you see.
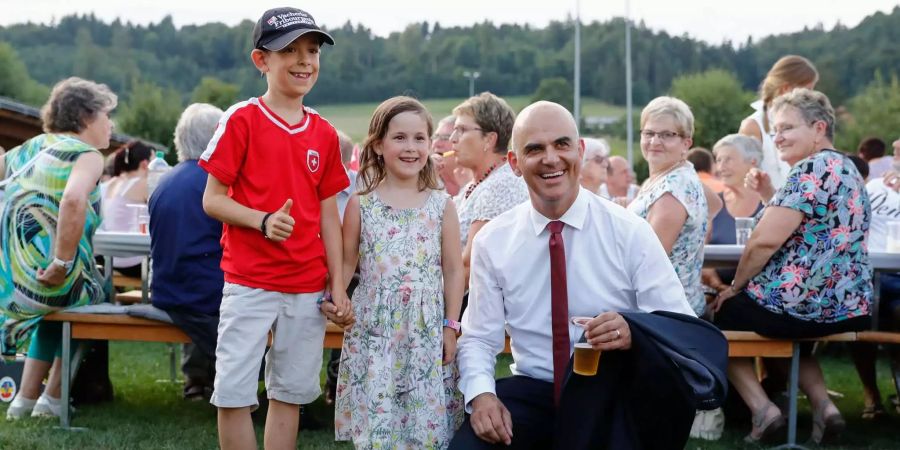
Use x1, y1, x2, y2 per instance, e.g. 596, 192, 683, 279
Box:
2, 8, 900, 107
1, 9, 899, 154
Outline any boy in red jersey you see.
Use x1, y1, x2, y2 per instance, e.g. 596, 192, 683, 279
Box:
199, 7, 352, 449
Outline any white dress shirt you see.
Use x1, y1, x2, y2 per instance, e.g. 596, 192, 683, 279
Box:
457, 188, 695, 408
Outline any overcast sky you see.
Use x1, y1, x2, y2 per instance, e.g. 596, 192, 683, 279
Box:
2, 0, 897, 44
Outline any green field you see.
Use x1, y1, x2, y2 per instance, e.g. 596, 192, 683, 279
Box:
311, 96, 627, 144
1, 343, 899, 449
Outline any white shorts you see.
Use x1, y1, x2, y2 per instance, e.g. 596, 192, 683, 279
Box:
210, 282, 326, 408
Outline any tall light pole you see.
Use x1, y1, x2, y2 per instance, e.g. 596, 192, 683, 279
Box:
625, 0, 634, 169
574, 0, 581, 126
463, 71, 480, 97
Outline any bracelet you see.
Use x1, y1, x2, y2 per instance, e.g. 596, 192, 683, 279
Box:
443, 319, 461, 334
260, 212, 274, 238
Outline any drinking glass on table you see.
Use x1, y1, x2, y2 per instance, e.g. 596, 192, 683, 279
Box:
887, 221, 900, 253
129, 204, 150, 234
734, 217, 755, 245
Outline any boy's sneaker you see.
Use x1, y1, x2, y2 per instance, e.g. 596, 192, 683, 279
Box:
5, 395, 37, 420
31, 393, 62, 418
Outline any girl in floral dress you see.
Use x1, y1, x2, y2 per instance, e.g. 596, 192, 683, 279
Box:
335, 96, 465, 449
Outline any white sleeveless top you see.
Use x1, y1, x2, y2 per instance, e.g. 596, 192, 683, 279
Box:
747, 100, 791, 189
101, 176, 144, 268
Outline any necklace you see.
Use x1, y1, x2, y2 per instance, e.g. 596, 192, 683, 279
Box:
638, 160, 688, 197
463, 161, 504, 200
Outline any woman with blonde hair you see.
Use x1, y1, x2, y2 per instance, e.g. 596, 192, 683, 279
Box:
627, 96, 708, 316
740, 55, 818, 189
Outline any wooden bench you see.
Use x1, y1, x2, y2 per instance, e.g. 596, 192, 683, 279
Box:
721, 330, 863, 448
112, 274, 143, 289
41, 311, 900, 444
42, 312, 351, 429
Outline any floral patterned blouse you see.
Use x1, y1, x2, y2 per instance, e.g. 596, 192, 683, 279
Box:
628, 163, 708, 315
456, 163, 529, 247
746, 150, 871, 323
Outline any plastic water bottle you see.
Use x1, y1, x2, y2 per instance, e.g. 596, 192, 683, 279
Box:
147, 151, 171, 196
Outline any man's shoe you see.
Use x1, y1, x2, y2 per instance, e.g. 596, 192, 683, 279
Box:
31, 393, 63, 418
5, 395, 37, 420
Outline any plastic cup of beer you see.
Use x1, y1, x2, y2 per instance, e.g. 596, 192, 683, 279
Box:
573, 342, 601, 376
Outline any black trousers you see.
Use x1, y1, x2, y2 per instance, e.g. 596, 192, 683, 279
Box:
449, 376, 554, 450
715, 291, 871, 339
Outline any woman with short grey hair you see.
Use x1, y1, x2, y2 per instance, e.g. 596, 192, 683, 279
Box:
701, 134, 765, 294
3, 77, 117, 419
174, 103, 224, 162
713, 89, 871, 444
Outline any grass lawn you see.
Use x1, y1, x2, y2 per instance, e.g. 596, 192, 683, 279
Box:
311, 96, 626, 143
1, 343, 898, 449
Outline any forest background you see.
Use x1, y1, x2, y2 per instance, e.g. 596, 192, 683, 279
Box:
1, 7, 899, 168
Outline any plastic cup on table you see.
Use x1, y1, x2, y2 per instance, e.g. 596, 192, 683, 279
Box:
734, 217, 755, 245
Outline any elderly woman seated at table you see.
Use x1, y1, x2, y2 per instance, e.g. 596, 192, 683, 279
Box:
627, 96, 709, 317
2, 77, 116, 419
711, 88, 872, 445
702, 134, 765, 293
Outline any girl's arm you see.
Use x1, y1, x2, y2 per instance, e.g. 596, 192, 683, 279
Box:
341, 194, 361, 292
441, 199, 465, 364
442, 200, 464, 322
321, 196, 351, 322
739, 117, 763, 141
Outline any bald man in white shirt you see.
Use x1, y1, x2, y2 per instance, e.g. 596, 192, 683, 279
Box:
450, 101, 695, 449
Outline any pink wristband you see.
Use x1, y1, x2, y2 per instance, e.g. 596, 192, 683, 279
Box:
443, 319, 461, 334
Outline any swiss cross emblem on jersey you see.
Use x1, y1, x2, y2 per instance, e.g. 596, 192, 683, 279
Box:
307, 149, 320, 173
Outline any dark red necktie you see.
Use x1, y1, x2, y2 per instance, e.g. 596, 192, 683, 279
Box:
548, 220, 568, 406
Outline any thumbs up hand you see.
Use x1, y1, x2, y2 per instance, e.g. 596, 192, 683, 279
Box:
264, 199, 296, 242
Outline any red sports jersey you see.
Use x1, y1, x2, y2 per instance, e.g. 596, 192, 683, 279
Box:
199, 97, 349, 293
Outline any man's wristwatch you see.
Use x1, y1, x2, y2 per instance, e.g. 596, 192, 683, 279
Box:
51, 257, 74, 272
443, 319, 461, 335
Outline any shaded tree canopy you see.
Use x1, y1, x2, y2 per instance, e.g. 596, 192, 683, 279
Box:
1, 8, 899, 107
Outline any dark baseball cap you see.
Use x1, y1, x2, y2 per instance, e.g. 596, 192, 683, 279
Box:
252, 7, 335, 51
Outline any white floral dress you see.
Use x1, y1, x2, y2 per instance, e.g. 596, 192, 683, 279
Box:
456, 163, 529, 248
335, 190, 464, 449
627, 164, 708, 315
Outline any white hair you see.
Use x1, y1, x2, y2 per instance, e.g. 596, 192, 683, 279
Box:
174, 103, 224, 162
713, 134, 763, 166
582, 137, 610, 162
